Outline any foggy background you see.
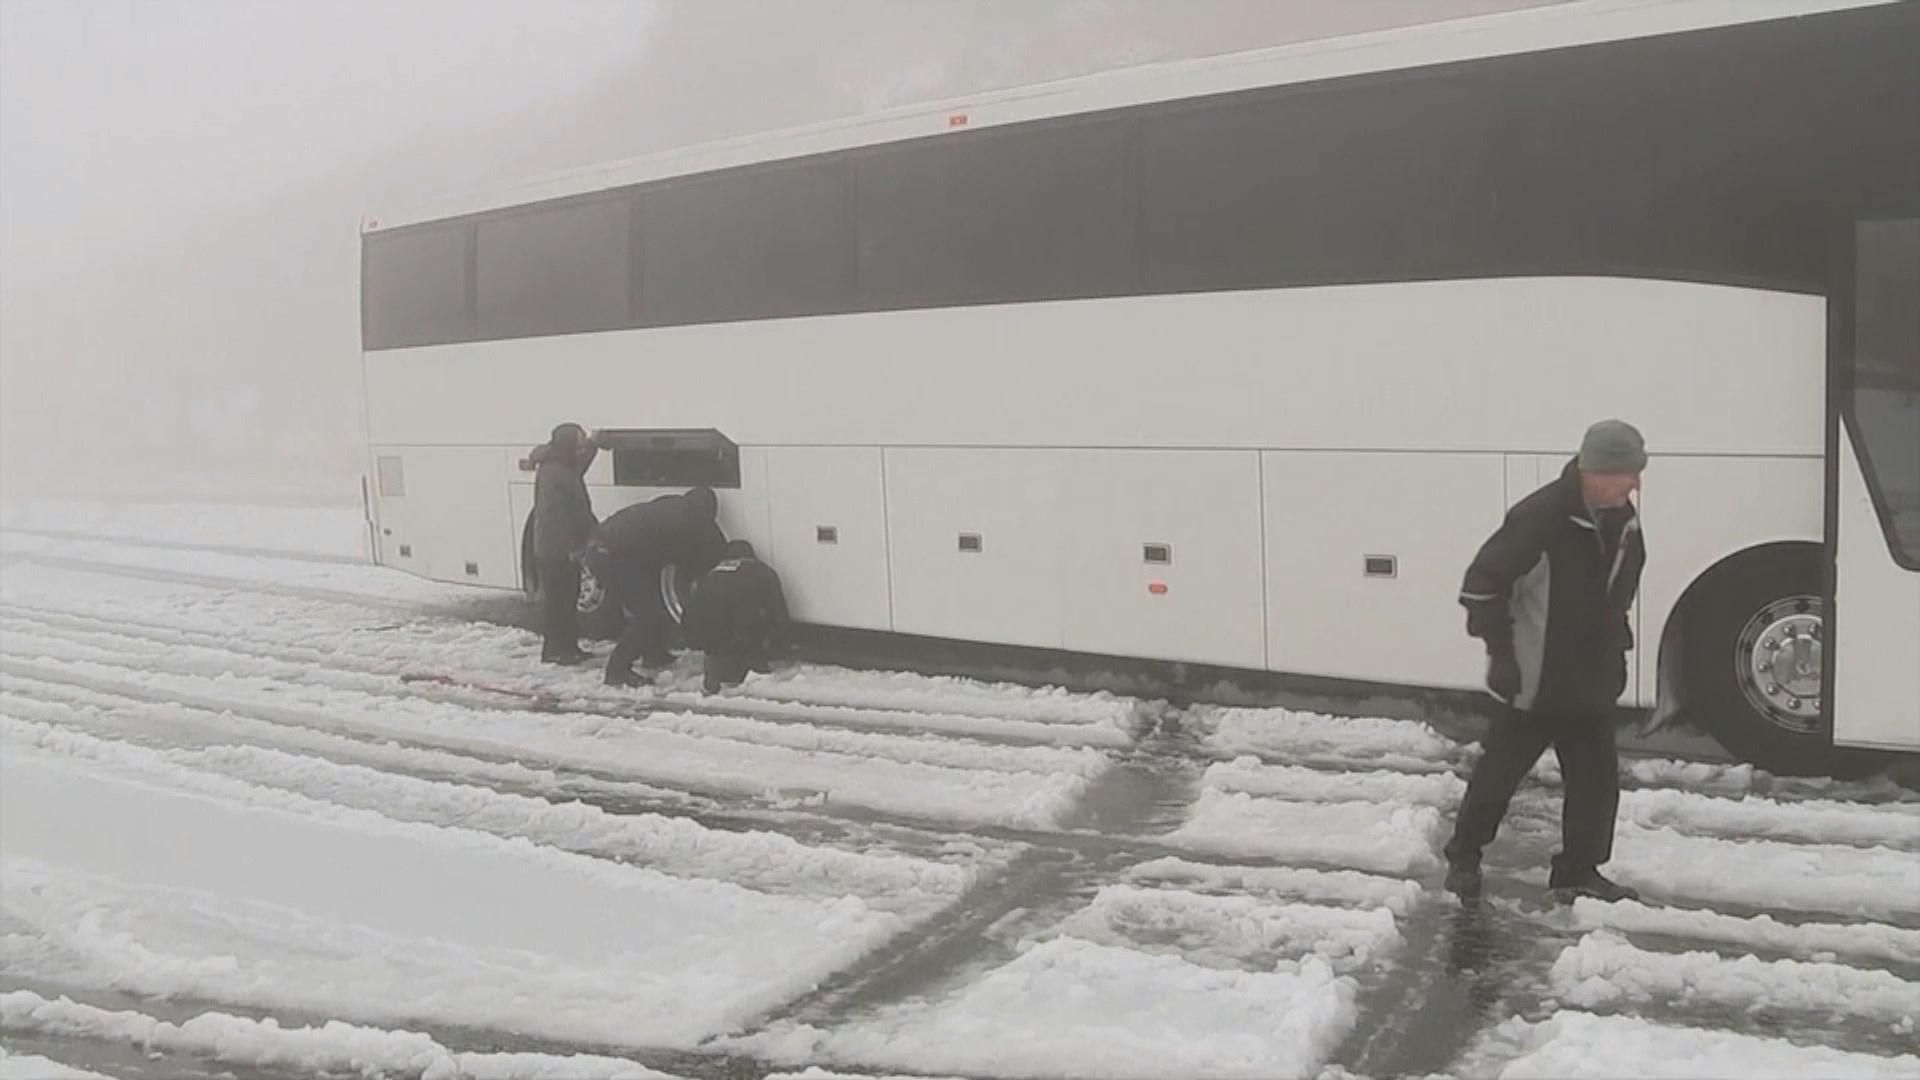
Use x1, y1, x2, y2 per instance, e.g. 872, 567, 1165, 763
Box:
0, 0, 1562, 507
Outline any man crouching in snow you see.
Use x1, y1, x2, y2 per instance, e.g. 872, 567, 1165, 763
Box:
682, 540, 790, 695
1444, 420, 1648, 906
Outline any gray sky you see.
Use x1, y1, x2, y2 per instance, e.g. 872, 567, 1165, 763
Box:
0, 0, 1559, 504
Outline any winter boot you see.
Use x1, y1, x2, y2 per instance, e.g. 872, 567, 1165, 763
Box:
1549, 867, 1640, 904
1444, 859, 1483, 902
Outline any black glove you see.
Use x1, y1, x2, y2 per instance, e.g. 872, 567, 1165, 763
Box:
1487, 647, 1522, 702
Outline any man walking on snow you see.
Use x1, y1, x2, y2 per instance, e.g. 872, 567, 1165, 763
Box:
1444, 420, 1648, 905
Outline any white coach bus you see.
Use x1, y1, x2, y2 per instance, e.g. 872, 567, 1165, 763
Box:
359, 0, 1919, 775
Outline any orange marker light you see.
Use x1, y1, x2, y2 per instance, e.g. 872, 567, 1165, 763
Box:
1148, 581, 1168, 595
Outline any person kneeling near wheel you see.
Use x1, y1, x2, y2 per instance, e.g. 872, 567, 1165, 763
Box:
585, 486, 727, 687
682, 540, 791, 695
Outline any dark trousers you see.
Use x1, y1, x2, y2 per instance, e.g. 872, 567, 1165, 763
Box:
538, 558, 582, 660
587, 549, 668, 678
1444, 704, 1620, 881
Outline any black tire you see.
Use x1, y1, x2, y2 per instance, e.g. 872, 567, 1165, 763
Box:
1683, 544, 1887, 778
575, 562, 625, 640
523, 511, 624, 640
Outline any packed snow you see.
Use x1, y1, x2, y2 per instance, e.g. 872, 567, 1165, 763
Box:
0, 991, 671, 1080
4, 498, 1918, 1079
1465, 1010, 1920, 1079
735, 938, 1360, 1080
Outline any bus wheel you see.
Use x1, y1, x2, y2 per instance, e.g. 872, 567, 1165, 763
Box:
1683, 545, 1884, 778
577, 564, 625, 640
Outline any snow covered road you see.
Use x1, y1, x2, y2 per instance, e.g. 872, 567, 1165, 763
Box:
1, 505, 1916, 1079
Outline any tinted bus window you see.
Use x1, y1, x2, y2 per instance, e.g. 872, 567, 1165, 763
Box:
640, 155, 853, 327
362, 223, 472, 349
854, 117, 1136, 310
477, 197, 632, 340
1851, 217, 1920, 567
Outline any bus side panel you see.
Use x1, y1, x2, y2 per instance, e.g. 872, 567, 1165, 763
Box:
1057, 449, 1266, 669
1262, 451, 1503, 689
1832, 437, 1920, 750
884, 448, 1067, 650
765, 446, 893, 632
369, 446, 519, 589
1635, 455, 1823, 709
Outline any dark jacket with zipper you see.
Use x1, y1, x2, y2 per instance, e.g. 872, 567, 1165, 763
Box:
683, 541, 790, 655
1459, 458, 1645, 712
590, 486, 727, 578
530, 444, 597, 563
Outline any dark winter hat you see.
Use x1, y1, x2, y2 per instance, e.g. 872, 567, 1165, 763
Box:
549, 422, 586, 452
686, 485, 719, 520
724, 539, 756, 560
1578, 419, 1647, 472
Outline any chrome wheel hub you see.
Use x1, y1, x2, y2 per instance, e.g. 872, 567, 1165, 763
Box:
1735, 596, 1823, 735
577, 566, 606, 614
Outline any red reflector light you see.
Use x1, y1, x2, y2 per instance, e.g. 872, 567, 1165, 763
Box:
1148, 581, 1168, 595
948, 113, 969, 128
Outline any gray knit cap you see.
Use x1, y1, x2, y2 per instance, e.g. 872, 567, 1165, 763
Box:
1578, 419, 1647, 472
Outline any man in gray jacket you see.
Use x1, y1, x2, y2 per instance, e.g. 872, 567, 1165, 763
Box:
1445, 420, 1648, 905
531, 423, 598, 665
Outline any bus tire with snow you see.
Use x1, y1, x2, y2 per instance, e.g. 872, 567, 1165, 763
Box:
520, 514, 625, 640
1680, 544, 1883, 778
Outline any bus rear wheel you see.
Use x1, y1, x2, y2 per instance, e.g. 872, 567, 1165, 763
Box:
1682, 545, 1885, 778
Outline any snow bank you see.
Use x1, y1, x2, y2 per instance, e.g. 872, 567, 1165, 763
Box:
1056, 885, 1401, 974
1618, 787, 1919, 849
0, 734, 910, 1048
1469, 1009, 1920, 1079
1165, 789, 1443, 875
0, 991, 671, 1079
1611, 820, 1920, 920
1127, 857, 1425, 916
742, 937, 1360, 1080
1203, 756, 1464, 807
0, 618, 1117, 777
0, 1046, 111, 1080
0, 498, 368, 561
742, 664, 1145, 730
0, 531, 461, 603
0, 718, 970, 914
1188, 704, 1459, 770
0, 672, 693, 807
1549, 931, 1920, 1025
1, 652, 1099, 830
1565, 898, 1920, 968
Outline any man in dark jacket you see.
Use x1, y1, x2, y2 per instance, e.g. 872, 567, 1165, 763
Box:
1445, 420, 1648, 905
683, 540, 791, 694
584, 485, 728, 686
530, 423, 598, 665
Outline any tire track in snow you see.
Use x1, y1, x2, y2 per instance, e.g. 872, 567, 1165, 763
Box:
0, 526, 367, 566
0, 602, 1135, 750
0, 615, 1118, 774
0, 550, 506, 623
2, 716, 977, 917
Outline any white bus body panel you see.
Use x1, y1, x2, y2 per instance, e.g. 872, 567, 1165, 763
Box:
1833, 437, 1920, 750
363, 279, 1823, 458
884, 448, 1068, 650
1264, 451, 1504, 689
371, 445, 519, 589
765, 447, 893, 632
1058, 450, 1266, 669
364, 278, 1830, 704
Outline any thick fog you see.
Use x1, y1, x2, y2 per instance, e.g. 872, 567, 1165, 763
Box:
0, 0, 1560, 506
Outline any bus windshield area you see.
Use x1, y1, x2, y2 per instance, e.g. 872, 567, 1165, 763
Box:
1850, 218, 1920, 569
